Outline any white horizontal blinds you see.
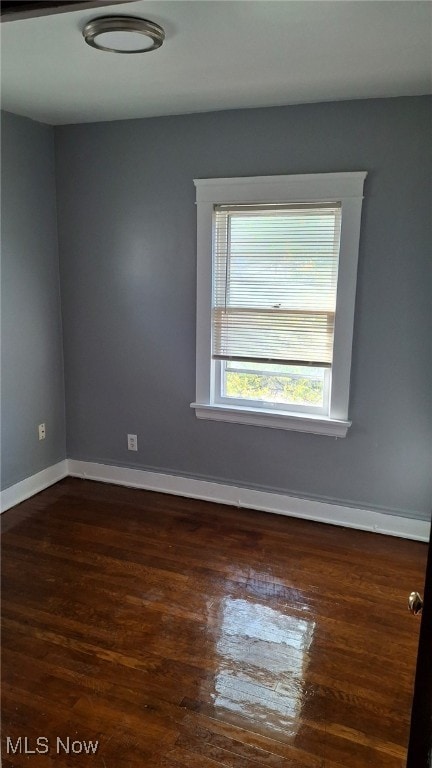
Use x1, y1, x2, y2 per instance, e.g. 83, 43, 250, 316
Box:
212, 203, 342, 367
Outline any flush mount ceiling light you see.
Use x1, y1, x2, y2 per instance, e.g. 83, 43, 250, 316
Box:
83, 16, 165, 54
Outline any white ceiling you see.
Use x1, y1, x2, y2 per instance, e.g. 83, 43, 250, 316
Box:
1, 0, 431, 125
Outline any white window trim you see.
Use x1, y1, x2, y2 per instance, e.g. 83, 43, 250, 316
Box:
191, 172, 367, 437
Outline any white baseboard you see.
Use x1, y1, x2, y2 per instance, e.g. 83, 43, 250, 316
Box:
2, 458, 429, 542
67, 459, 430, 542
0, 460, 68, 513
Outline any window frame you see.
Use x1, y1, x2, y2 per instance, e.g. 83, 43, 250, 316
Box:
191, 172, 367, 437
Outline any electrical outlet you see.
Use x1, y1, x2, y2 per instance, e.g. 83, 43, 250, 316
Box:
38, 423, 46, 440
127, 434, 138, 451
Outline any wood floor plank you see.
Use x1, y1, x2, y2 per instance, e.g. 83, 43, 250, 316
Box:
1, 477, 426, 767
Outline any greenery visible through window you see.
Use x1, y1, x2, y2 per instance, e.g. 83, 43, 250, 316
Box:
222, 362, 325, 408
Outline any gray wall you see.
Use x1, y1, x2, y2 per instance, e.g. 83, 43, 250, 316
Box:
1, 111, 66, 489
54, 96, 432, 519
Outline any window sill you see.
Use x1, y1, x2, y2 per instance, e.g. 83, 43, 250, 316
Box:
190, 402, 351, 437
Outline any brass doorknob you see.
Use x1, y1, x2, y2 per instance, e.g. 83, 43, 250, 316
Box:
408, 592, 423, 615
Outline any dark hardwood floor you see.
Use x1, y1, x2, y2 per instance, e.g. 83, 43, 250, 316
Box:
1, 478, 427, 767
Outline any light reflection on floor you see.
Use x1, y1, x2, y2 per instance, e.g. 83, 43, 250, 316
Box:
206, 594, 316, 736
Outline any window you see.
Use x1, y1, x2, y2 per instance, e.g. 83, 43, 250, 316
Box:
191, 173, 367, 437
